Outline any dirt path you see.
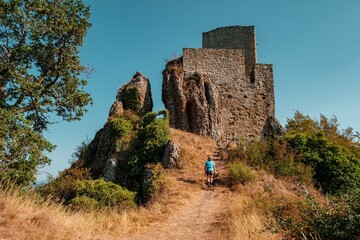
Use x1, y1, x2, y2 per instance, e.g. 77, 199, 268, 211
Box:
127, 186, 228, 240
122, 139, 230, 240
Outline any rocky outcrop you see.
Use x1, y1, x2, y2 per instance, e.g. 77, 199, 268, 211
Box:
162, 58, 222, 140
162, 140, 180, 168
83, 72, 153, 181
110, 71, 153, 117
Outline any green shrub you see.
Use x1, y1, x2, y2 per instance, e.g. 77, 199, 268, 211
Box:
122, 87, 141, 112
120, 110, 169, 203
70, 195, 99, 210
108, 117, 132, 137
38, 167, 91, 202
142, 163, 166, 202
228, 140, 270, 170
286, 132, 360, 194
229, 161, 255, 185
270, 154, 314, 185
284, 112, 360, 194
71, 179, 136, 210
141, 110, 169, 161
281, 191, 360, 240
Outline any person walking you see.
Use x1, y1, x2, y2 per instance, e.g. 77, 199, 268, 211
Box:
205, 156, 216, 187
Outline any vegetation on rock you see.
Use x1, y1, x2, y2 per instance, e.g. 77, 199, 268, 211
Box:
40, 109, 170, 206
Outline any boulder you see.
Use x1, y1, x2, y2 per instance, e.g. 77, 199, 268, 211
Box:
162, 140, 181, 168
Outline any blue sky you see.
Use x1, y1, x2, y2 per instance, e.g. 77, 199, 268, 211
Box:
40, 0, 360, 181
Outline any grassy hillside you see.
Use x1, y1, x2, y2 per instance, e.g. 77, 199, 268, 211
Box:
0, 129, 217, 239
0, 128, 344, 239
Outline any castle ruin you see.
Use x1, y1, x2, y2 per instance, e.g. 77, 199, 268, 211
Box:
163, 26, 276, 141
75, 25, 279, 190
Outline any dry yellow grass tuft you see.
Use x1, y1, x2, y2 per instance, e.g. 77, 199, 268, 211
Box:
0, 184, 144, 239
228, 195, 280, 240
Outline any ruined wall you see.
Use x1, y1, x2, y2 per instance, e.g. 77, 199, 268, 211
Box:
182, 48, 274, 140
202, 26, 257, 76
163, 26, 275, 141
253, 64, 274, 138
181, 26, 274, 141
182, 48, 247, 138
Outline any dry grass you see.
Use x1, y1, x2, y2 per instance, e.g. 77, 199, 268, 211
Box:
0, 129, 326, 239
227, 195, 280, 240
226, 169, 327, 240
0, 128, 217, 239
167, 128, 217, 189
0, 184, 147, 239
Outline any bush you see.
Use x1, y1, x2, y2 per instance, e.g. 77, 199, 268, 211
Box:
142, 163, 166, 202
120, 110, 170, 203
281, 191, 360, 240
70, 195, 99, 210
270, 154, 314, 185
71, 179, 136, 210
286, 132, 360, 194
108, 117, 132, 137
141, 110, 169, 161
229, 139, 314, 185
38, 167, 91, 202
229, 161, 255, 185
122, 87, 141, 112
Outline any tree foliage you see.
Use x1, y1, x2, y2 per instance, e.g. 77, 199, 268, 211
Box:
0, 0, 92, 186
231, 111, 360, 195
285, 111, 360, 194
0, 109, 55, 186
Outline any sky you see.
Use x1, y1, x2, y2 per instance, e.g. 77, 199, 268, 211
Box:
39, 0, 360, 182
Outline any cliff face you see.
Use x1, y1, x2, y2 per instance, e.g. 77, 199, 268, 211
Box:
162, 58, 223, 140
84, 72, 153, 181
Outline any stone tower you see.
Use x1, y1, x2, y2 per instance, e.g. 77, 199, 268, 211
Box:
163, 26, 276, 141
203, 26, 257, 77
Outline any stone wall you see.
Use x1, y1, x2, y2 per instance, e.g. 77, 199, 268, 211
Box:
180, 26, 275, 141
163, 26, 275, 141
202, 26, 257, 76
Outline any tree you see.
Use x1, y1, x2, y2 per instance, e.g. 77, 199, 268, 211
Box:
0, 109, 55, 186
285, 112, 360, 194
0, 0, 92, 186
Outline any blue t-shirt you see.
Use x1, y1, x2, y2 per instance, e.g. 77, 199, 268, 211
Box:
205, 160, 215, 172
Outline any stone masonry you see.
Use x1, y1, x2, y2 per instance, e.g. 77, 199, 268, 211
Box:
164, 26, 275, 141
203, 26, 257, 77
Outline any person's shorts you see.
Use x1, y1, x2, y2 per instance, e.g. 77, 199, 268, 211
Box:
206, 170, 214, 176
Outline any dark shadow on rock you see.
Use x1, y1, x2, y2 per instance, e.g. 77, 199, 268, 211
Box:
261, 116, 285, 139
